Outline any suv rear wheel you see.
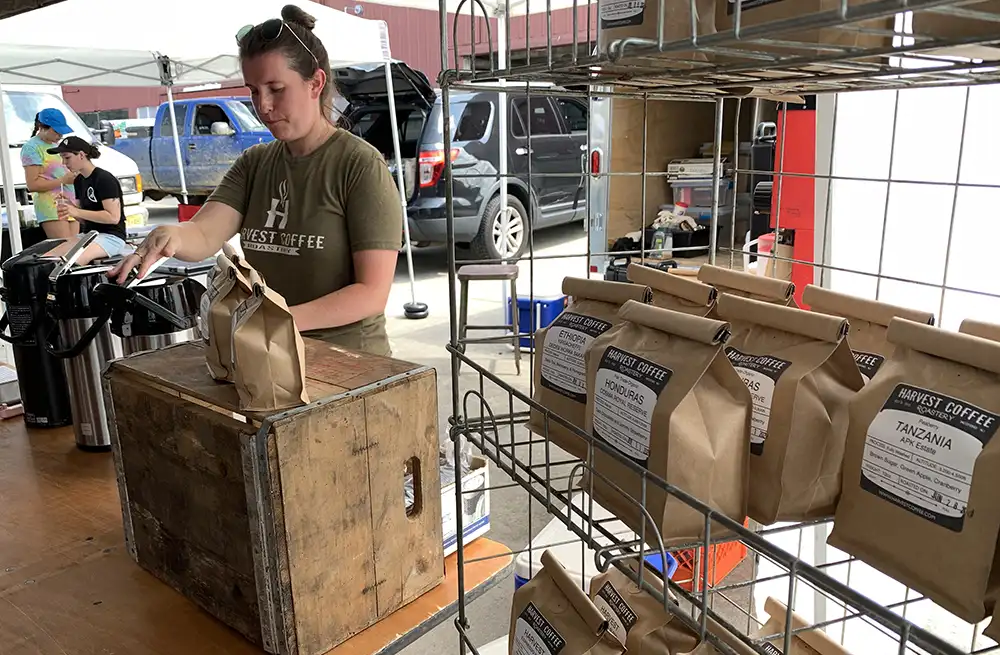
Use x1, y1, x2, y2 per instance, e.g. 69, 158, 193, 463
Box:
471, 195, 528, 261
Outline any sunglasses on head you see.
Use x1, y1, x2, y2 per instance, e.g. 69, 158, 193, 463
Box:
236, 18, 319, 68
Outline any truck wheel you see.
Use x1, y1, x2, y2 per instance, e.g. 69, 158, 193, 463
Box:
471, 195, 528, 262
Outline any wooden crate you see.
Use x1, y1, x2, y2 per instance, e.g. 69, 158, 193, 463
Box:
102, 339, 444, 655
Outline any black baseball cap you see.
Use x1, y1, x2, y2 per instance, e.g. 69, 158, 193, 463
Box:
47, 135, 92, 155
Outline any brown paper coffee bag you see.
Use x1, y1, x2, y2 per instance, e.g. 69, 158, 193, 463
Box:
203, 253, 252, 382
828, 318, 1000, 624
688, 615, 759, 655
628, 263, 717, 317
716, 294, 864, 525
756, 597, 852, 655
960, 318, 1000, 343
510, 550, 625, 655
802, 285, 935, 384
222, 241, 255, 278
589, 562, 701, 654
698, 265, 795, 310
584, 300, 751, 546
529, 278, 652, 461
231, 269, 309, 412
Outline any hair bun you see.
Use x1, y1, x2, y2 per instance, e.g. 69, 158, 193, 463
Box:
281, 4, 317, 30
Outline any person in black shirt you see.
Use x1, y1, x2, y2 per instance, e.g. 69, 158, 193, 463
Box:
43, 135, 134, 266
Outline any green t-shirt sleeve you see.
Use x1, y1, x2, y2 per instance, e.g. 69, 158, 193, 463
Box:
208, 146, 255, 215
345, 151, 403, 253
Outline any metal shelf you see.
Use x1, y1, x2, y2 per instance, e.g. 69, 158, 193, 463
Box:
443, 0, 1000, 97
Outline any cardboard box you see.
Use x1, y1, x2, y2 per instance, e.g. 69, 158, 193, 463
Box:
442, 455, 491, 557
105, 340, 445, 655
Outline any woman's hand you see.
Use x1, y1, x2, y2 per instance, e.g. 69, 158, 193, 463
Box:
108, 225, 184, 284
58, 171, 78, 186
56, 200, 79, 221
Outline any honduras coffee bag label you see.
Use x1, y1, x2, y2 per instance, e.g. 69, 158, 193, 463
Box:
593, 346, 673, 467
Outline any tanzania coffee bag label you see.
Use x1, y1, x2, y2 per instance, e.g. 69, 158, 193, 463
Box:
541, 312, 613, 404
513, 602, 566, 655
594, 581, 638, 645
861, 384, 1000, 532
593, 346, 673, 466
600, 0, 645, 29
725, 348, 792, 455
854, 350, 886, 384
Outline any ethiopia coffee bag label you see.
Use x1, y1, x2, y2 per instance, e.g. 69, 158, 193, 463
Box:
862, 384, 1000, 532
725, 348, 792, 455
513, 602, 566, 655
593, 581, 638, 646
593, 346, 673, 466
853, 350, 885, 385
541, 312, 614, 403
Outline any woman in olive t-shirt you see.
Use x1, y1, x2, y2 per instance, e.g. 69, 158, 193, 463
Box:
110, 5, 401, 357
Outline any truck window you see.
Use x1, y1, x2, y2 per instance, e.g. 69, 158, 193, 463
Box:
511, 98, 561, 137
159, 105, 189, 137
193, 104, 232, 135
454, 101, 492, 142
556, 98, 588, 133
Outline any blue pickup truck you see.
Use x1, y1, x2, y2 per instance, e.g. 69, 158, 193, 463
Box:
109, 97, 274, 203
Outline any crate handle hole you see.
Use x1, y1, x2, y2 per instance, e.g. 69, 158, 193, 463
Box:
404, 456, 422, 518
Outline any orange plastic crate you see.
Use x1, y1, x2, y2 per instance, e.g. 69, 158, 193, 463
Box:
671, 518, 750, 592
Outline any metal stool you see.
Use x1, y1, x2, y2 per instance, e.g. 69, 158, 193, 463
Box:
457, 264, 521, 375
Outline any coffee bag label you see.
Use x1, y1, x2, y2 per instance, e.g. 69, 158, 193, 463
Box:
600, 0, 645, 29
541, 312, 614, 404
593, 346, 673, 466
853, 350, 885, 384
761, 644, 783, 655
861, 383, 1000, 532
725, 347, 793, 455
513, 602, 566, 655
594, 581, 638, 645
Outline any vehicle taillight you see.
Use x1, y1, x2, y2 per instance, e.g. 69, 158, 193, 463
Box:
590, 150, 600, 176
418, 149, 459, 188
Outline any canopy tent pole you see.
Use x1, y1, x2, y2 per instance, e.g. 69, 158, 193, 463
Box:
164, 85, 189, 205
0, 80, 23, 257
383, 62, 427, 320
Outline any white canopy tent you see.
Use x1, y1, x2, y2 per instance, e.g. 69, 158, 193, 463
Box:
0, 0, 426, 317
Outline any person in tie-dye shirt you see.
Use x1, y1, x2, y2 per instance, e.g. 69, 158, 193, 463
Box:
20, 107, 79, 239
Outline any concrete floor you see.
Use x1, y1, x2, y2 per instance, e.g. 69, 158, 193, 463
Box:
146, 201, 752, 654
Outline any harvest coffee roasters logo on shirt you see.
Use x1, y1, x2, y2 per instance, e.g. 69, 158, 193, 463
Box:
241, 179, 327, 257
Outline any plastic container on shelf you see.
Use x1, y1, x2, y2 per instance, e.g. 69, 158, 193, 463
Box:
505, 294, 567, 351
513, 492, 678, 591
670, 178, 734, 209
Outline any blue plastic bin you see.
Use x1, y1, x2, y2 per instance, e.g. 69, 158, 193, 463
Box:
505, 294, 567, 351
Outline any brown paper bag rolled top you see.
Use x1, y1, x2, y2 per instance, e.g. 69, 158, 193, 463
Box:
584, 300, 751, 546
757, 597, 853, 655
529, 278, 652, 461
802, 284, 935, 384
716, 294, 864, 525
589, 562, 701, 654
698, 265, 796, 313
510, 550, 625, 655
230, 268, 309, 412
203, 253, 253, 382
829, 318, 1000, 624
628, 263, 717, 317
960, 317, 1000, 343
